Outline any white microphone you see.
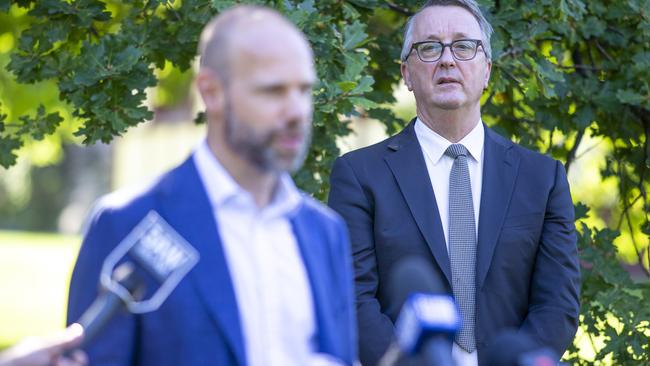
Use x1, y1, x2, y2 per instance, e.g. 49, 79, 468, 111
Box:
74, 210, 199, 345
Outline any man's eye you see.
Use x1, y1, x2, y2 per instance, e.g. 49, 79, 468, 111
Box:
420, 43, 440, 52
262, 86, 285, 95
454, 41, 474, 50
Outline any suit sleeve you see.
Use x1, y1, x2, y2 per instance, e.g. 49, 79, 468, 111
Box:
519, 160, 581, 356
328, 156, 395, 366
332, 216, 359, 365
67, 208, 137, 366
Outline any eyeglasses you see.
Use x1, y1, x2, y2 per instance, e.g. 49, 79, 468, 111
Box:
406, 39, 484, 62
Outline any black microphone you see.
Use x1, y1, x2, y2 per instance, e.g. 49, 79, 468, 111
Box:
77, 263, 144, 345
72, 210, 199, 345
485, 330, 561, 366
382, 256, 460, 366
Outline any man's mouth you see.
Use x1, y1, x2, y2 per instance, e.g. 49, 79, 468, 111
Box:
275, 133, 304, 151
437, 77, 460, 85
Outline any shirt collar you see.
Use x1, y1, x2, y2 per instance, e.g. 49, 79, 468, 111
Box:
193, 140, 302, 217
414, 117, 484, 164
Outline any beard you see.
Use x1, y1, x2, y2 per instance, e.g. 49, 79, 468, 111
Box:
223, 100, 312, 174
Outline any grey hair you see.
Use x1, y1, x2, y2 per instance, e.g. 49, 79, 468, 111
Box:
400, 0, 493, 62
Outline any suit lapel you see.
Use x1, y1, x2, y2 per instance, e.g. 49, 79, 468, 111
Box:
291, 207, 336, 354
477, 127, 519, 288
158, 158, 247, 365
384, 121, 452, 286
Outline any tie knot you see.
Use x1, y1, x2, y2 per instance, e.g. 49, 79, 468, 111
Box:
445, 144, 469, 159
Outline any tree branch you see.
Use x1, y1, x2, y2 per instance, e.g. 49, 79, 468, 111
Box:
613, 147, 650, 277
385, 2, 413, 16
586, 39, 596, 70
624, 202, 650, 277
498, 47, 524, 60
555, 64, 602, 71
616, 193, 642, 231
501, 67, 523, 85
637, 112, 649, 204
565, 129, 584, 174
594, 40, 614, 62
571, 47, 589, 78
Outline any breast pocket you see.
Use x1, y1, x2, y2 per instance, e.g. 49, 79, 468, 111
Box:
501, 212, 544, 230
498, 212, 544, 256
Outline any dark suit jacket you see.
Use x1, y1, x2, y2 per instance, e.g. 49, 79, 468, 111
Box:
67, 156, 357, 366
328, 120, 580, 365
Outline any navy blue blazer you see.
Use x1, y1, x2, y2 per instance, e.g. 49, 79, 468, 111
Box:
328, 121, 580, 365
67, 157, 357, 366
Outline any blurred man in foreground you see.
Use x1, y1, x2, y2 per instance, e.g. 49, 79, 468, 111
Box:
67, 5, 356, 366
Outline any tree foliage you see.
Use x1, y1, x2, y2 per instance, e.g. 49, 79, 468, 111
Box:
0, 0, 648, 363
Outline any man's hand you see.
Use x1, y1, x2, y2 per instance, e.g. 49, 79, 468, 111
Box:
0, 324, 87, 366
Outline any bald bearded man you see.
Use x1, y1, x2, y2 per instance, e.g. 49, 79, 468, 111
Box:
67, 6, 357, 366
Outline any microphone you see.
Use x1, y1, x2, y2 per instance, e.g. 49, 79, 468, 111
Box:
485, 330, 561, 366
77, 263, 144, 344
381, 256, 460, 366
72, 210, 200, 344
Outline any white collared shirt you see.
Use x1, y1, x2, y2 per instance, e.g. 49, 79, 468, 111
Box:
193, 140, 317, 366
415, 118, 484, 366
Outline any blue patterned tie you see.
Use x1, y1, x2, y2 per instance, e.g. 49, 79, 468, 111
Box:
445, 143, 477, 353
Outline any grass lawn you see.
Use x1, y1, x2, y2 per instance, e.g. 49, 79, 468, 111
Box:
0, 230, 80, 350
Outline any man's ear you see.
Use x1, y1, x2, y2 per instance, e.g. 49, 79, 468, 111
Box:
401, 62, 413, 91
196, 69, 225, 114
484, 60, 492, 89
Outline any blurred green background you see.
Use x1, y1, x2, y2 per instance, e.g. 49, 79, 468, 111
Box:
0, 231, 79, 350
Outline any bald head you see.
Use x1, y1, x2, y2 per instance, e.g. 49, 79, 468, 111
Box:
196, 6, 316, 178
198, 5, 311, 82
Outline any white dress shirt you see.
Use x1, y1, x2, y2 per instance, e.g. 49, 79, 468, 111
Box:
415, 118, 484, 366
193, 140, 317, 366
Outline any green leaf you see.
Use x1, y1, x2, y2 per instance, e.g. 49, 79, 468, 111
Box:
342, 2, 361, 19
345, 0, 381, 9
574, 202, 590, 221
351, 75, 374, 94
342, 20, 368, 50
617, 89, 647, 107
113, 45, 143, 72
211, 0, 238, 12
523, 76, 540, 100
297, 0, 316, 13
0, 135, 21, 168
343, 52, 367, 81
348, 96, 380, 109
581, 16, 607, 38
337, 81, 357, 92
574, 106, 595, 128
192, 111, 205, 125
622, 288, 644, 300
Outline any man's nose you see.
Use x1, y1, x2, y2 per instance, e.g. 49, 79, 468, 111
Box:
438, 45, 456, 68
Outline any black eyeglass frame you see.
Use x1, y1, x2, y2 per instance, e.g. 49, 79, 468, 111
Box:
405, 39, 485, 62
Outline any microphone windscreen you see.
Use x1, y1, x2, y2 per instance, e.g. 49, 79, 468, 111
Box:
484, 330, 537, 366
388, 256, 447, 312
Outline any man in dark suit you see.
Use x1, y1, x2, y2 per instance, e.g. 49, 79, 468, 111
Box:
67, 5, 357, 366
328, 1, 580, 365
